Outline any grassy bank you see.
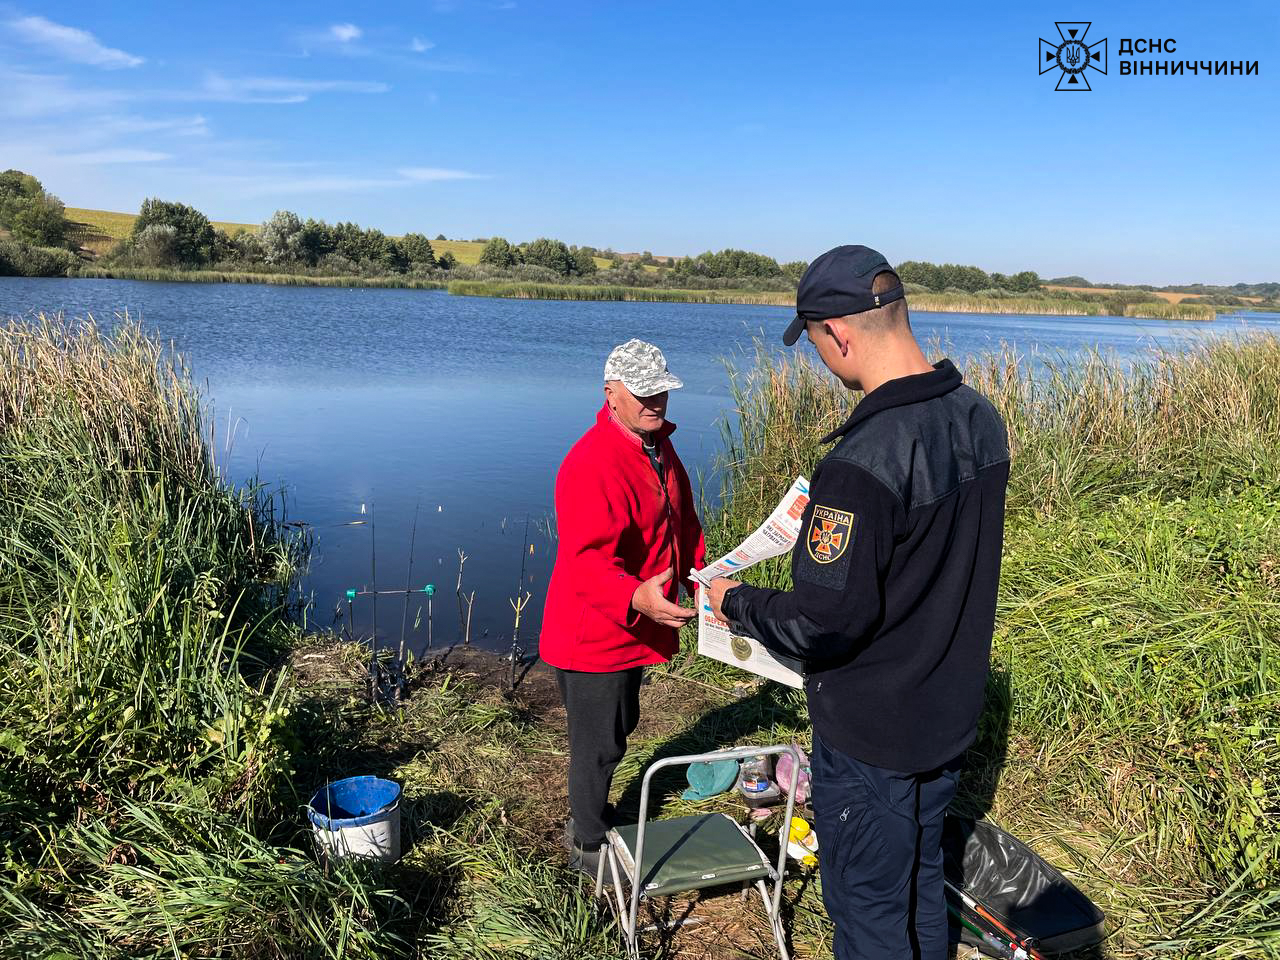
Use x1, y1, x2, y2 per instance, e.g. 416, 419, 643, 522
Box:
0, 316, 413, 956
73, 264, 447, 289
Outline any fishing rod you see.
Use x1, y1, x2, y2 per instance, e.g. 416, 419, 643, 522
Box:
947, 903, 1024, 960
369, 502, 379, 701
945, 879, 1043, 960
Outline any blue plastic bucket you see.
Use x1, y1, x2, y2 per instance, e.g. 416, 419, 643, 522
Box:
307, 776, 401, 862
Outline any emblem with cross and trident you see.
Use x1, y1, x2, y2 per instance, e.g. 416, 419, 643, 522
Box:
1039, 22, 1107, 91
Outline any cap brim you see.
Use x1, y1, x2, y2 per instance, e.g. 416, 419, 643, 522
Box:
782, 315, 807, 346
626, 373, 683, 397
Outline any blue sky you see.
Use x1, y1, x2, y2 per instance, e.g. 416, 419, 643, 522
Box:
1, 1, 1275, 285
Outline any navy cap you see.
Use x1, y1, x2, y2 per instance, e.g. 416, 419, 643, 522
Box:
783, 245, 905, 346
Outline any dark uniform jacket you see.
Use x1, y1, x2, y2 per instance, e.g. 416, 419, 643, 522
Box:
722, 359, 1009, 773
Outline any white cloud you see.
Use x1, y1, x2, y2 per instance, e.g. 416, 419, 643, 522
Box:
199, 73, 390, 104
0, 69, 131, 116
96, 114, 210, 137
59, 148, 172, 164
398, 167, 487, 182
410, 37, 434, 53
330, 23, 362, 43
228, 167, 490, 196
241, 174, 402, 195
7, 15, 144, 68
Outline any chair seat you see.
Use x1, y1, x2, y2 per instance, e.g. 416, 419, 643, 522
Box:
608, 813, 774, 897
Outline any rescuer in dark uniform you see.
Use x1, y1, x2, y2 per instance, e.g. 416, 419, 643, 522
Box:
707, 245, 1010, 960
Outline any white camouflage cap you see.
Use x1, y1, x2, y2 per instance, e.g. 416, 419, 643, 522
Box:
603, 339, 683, 396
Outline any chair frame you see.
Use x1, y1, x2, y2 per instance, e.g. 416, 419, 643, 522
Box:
595, 744, 801, 960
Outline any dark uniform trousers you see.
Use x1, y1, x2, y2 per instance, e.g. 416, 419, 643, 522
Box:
811, 733, 962, 960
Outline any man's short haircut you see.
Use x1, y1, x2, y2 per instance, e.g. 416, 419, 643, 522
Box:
850, 270, 909, 331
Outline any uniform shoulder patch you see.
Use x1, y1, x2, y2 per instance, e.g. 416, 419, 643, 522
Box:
806, 505, 857, 564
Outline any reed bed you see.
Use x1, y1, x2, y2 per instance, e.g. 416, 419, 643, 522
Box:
909, 292, 1105, 316
447, 280, 795, 305
0, 314, 408, 956
705, 337, 1280, 956
1121, 300, 1217, 321
73, 265, 447, 289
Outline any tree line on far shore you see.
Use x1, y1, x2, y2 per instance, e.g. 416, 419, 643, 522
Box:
8, 168, 1269, 309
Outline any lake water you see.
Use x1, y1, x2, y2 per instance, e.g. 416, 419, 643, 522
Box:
4, 277, 1275, 655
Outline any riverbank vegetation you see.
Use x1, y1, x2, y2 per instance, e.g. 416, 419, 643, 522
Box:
0, 315, 414, 954
75, 264, 447, 289
446, 281, 1216, 319
3, 169, 1267, 320
1048, 274, 1280, 312
2, 313, 1275, 957
447, 280, 796, 305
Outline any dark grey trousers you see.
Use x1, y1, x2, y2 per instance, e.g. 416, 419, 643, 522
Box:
555, 665, 643, 847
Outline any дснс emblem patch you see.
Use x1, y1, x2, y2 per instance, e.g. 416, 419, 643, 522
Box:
806, 505, 856, 564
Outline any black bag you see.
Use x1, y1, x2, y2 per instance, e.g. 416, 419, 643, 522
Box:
943, 814, 1106, 956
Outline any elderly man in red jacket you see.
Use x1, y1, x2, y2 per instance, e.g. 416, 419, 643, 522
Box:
541, 338, 706, 876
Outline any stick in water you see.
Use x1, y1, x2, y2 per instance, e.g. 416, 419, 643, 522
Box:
397, 500, 420, 699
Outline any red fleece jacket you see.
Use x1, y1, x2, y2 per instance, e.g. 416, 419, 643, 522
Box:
540, 404, 706, 671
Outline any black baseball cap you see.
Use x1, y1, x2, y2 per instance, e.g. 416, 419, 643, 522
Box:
782, 244, 905, 346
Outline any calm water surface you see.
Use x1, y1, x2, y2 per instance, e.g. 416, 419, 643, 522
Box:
4, 277, 1275, 653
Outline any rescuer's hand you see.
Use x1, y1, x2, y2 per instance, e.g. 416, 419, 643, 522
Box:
631, 568, 695, 628
707, 577, 741, 622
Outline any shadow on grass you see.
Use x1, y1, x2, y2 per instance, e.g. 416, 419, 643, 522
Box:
954, 664, 1012, 821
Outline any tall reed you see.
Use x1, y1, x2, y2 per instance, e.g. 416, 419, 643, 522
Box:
447, 280, 795, 305
0, 314, 404, 955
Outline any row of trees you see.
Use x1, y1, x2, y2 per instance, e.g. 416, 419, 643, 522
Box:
478, 236, 598, 277
897, 260, 1042, 294
116, 202, 456, 274
671, 248, 807, 283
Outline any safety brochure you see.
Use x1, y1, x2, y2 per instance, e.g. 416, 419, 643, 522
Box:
690, 476, 809, 688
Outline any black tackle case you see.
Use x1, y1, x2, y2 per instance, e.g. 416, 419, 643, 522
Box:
943, 815, 1106, 955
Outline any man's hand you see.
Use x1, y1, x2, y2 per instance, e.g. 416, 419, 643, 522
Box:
631, 569, 696, 628
707, 577, 741, 622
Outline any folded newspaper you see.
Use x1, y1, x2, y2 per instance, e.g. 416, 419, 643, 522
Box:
689, 476, 810, 688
